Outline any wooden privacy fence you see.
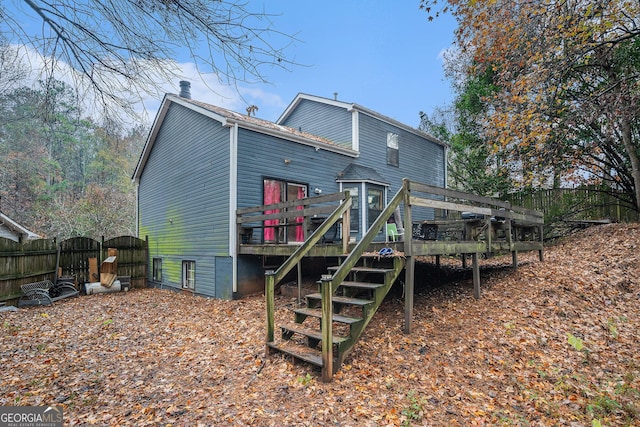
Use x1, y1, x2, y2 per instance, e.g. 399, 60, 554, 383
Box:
1, 235, 148, 306
504, 187, 639, 222
0, 238, 57, 305
102, 236, 148, 289
59, 237, 101, 285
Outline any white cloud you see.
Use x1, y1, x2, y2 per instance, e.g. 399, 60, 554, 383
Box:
7, 44, 286, 126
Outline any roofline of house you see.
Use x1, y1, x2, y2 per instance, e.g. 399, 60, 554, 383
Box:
277, 93, 448, 148
0, 212, 40, 240
336, 178, 390, 187
133, 94, 359, 182
224, 117, 359, 158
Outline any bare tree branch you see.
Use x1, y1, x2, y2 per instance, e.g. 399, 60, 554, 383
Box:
2, 0, 297, 119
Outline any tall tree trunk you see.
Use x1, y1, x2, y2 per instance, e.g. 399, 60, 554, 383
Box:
621, 118, 640, 212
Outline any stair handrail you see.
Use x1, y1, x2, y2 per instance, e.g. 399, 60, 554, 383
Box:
329, 185, 406, 291
318, 184, 406, 381
266, 192, 351, 344
269, 192, 351, 285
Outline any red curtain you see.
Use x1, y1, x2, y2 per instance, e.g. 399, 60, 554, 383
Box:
263, 180, 281, 241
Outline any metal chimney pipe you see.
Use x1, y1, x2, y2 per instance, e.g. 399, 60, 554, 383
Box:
179, 81, 191, 99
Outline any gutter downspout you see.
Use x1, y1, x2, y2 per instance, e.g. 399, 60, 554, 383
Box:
230, 123, 239, 294
134, 181, 140, 237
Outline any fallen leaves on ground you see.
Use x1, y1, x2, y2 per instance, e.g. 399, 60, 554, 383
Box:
1, 223, 639, 426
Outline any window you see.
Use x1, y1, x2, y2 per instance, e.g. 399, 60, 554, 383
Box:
367, 188, 383, 228
387, 132, 399, 167
152, 258, 162, 281
346, 187, 359, 233
182, 261, 195, 290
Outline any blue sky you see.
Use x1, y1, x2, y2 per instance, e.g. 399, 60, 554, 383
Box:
7, 1, 458, 128
233, 1, 458, 128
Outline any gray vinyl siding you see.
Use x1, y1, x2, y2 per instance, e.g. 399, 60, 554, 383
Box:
138, 103, 231, 298
356, 113, 446, 220
235, 113, 445, 239
357, 113, 445, 188
236, 128, 352, 215
279, 99, 352, 148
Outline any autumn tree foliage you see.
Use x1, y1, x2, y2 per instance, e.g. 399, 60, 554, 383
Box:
421, 0, 640, 210
420, 62, 512, 197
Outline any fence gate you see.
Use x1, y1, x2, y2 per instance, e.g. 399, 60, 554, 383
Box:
103, 236, 148, 289
59, 237, 101, 285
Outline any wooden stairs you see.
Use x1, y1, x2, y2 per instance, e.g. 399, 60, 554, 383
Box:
267, 254, 405, 379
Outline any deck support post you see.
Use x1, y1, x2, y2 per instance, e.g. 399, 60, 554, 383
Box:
461, 254, 467, 269
472, 253, 481, 299
485, 216, 492, 258
404, 256, 415, 334
320, 275, 333, 382
402, 179, 414, 334
512, 250, 518, 270
342, 198, 351, 254
265, 271, 275, 351
538, 225, 544, 262
297, 262, 302, 305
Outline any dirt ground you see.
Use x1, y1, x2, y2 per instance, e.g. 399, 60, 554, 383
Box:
1, 223, 639, 426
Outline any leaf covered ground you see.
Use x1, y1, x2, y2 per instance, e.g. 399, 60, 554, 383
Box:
1, 223, 639, 426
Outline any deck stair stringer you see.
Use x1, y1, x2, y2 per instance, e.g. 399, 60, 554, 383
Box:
267, 255, 405, 378
267, 186, 407, 381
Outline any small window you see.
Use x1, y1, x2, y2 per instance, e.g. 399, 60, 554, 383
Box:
182, 260, 195, 290
152, 258, 162, 281
367, 188, 383, 228
387, 132, 399, 167
346, 187, 359, 233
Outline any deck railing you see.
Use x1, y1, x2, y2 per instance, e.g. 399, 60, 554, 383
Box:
259, 193, 352, 346
239, 180, 544, 380
236, 191, 351, 251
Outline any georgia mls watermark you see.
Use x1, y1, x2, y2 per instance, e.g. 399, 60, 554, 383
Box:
0, 406, 63, 427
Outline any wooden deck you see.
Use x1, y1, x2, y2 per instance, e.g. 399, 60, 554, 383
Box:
237, 179, 544, 381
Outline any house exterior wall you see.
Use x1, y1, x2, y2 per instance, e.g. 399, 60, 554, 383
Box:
357, 113, 445, 191
280, 97, 446, 196
137, 93, 447, 300
0, 225, 18, 242
236, 128, 356, 211
137, 103, 233, 299
356, 112, 446, 222
279, 99, 353, 149
235, 127, 359, 295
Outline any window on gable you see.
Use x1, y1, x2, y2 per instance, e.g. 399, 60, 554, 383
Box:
387, 132, 399, 167
152, 258, 162, 281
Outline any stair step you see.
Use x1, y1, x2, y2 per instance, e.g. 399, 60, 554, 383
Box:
280, 323, 349, 344
294, 307, 362, 324
305, 293, 373, 306
327, 266, 394, 274
340, 281, 385, 290
267, 341, 323, 367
